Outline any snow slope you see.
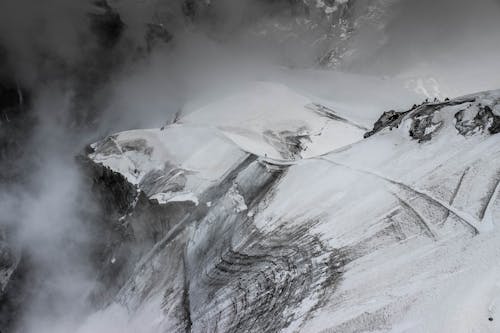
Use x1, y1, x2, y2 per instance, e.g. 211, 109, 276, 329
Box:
183, 82, 367, 160
89, 82, 366, 203
85, 83, 500, 332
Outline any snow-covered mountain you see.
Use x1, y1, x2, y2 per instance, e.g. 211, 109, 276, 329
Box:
1, 1, 500, 331
77, 82, 500, 332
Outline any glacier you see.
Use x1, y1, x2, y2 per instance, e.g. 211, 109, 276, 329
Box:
74, 82, 500, 332
1, 1, 500, 331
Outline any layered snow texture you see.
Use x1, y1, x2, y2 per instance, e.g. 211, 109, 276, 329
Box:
85, 83, 500, 332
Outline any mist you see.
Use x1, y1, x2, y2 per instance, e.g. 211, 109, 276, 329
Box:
0, 0, 499, 332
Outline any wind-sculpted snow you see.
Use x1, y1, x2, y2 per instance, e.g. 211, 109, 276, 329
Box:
81, 86, 500, 332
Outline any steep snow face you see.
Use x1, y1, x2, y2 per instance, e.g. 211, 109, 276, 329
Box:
84, 86, 500, 332
89, 125, 248, 205
91, 82, 366, 171
182, 82, 367, 160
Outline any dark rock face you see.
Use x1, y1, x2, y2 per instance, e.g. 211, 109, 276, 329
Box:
407, 104, 446, 142
364, 110, 408, 138
0, 68, 32, 332
455, 104, 500, 136
365, 94, 500, 141
77, 152, 139, 307
0, 77, 33, 183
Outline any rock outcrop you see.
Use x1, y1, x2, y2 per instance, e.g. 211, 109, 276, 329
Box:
365, 92, 500, 142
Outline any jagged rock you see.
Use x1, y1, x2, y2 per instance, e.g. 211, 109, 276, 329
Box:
364, 110, 408, 138
455, 104, 500, 136
365, 93, 500, 142
263, 128, 312, 160
407, 104, 445, 142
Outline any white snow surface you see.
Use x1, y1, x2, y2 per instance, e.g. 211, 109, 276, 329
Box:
89, 82, 366, 202
90, 125, 245, 185
89, 124, 247, 203
86, 83, 500, 332
183, 82, 366, 160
